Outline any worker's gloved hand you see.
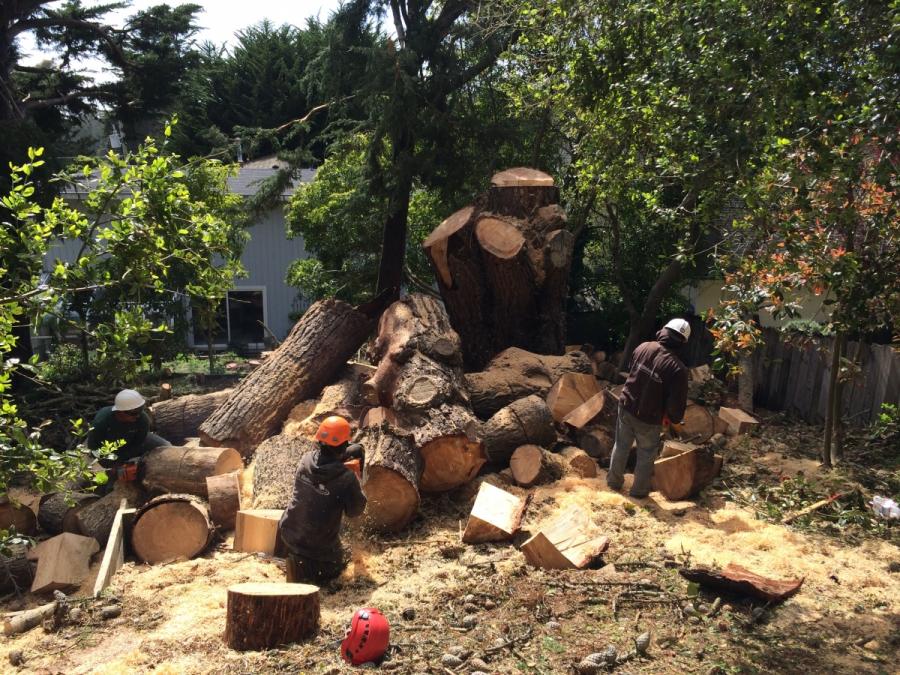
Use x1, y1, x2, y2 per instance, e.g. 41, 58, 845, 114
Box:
115, 458, 142, 482
343, 443, 364, 462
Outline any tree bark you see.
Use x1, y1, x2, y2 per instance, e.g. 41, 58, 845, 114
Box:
130, 494, 213, 565
199, 298, 380, 455
423, 170, 576, 369
141, 445, 243, 498
482, 395, 556, 464
464, 347, 593, 419
225, 582, 320, 651
37, 492, 98, 535
737, 354, 754, 413
251, 434, 317, 509
0, 499, 38, 536
0, 543, 34, 595
822, 333, 844, 468
75, 481, 145, 546
150, 389, 233, 445
358, 423, 421, 532
363, 294, 485, 493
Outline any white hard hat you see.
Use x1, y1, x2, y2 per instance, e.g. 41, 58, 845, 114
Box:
664, 318, 691, 341
112, 389, 145, 411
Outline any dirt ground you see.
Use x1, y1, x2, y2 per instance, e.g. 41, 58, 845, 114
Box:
2, 419, 898, 674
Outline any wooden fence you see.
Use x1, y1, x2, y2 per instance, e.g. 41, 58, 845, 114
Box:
748, 328, 900, 427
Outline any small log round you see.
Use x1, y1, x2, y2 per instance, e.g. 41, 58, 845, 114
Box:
131, 494, 213, 564
509, 445, 546, 487
206, 471, 242, 530
0, 501, 37, 536
142, 445, 243, 498
577, 427, 615, 464
225, 582, 320, 651
37, 492, 99, 535
559, 446, 598, 478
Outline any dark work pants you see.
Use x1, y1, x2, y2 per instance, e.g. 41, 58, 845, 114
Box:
285, 552, 346, 585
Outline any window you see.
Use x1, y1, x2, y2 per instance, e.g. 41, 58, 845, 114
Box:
190, 288, 266, 350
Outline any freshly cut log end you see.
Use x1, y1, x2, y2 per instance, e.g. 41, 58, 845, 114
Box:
233, 509, 284, 555
546, 372, 602, 423
462, 482, 529, 544
560, 446, 598, 478
225, 582, 320, 651
651, 448, 723, 500
0, 501, 38, 536
562, 390, 616, 431
483, 395, 556, 464
476, 217, 526, 259
509, 445, 546, 487
422, 206, 476, 287
199, 298, 377, 454
520, 507, 609, 570
676, 403, 716, 443
359, 423, 421, 532
131, 494, 213, 565
488, 169, 560, 219
38, 492, 99, 535
142, 445, 243, 498
717, 407, 760, 435
419, 435, 486, 493
206, 471, 243, 530
490, 168, 555, 187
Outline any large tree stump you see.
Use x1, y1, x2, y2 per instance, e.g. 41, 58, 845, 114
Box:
142, 445, 243, 498
358, 424, 421, 532
423, 169, 576, 369
252, 435, 317, 509
130, 494, 213, 564
482, 395, 556, 464
37, 492, 99, 535
363, 294, 485, 493
200, 298, 382, 454
464, 347, 593, 419
225, 582, 319, 651
150, 389, 233, 445
75, 481, 145, 546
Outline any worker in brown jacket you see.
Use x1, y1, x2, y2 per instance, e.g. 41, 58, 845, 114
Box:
606, 319, 690, 498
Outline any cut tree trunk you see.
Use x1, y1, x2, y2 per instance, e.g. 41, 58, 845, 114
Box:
464, 347, 592, 419
482, 395, 556, 464
225, 582, 319, 651
281, 363, 373, 438
200, 298, 382, 454
652, 448, 723, 500
546, 372, 602, 423
520, 506, 609, 570
142, 445, 243, 498
423, 169, 575, 369
28, 533, 99, 594
559, 446, 598, 478
0, 499, 38, 536
358, 423, 421, 532
251, 435, 317, 509
206, 472, 242, 530
363, 294, 485, 493
0, 543, 35, 595
462, 482, 529, 544
75, 481, 145, 546
130, 494, 213, 564
509, 445, 554, 487
37, 492, 99, 535
676, 403, 716, 443
150, 389, 233, 445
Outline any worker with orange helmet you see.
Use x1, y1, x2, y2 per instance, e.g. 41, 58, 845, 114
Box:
278, 415, 366, 585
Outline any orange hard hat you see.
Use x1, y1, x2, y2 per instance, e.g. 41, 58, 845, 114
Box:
317, 416, 351, 447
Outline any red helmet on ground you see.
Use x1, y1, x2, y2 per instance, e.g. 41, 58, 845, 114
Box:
341, 607, 390, 665
317, 415, 351, 447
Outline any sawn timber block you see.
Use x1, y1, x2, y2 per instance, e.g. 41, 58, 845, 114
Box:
233, 509, 285, 555
520, 506, 608, 570
717, 407, 760, 435
462, 482, 529, 544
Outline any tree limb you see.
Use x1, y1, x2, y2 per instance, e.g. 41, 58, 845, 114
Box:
389, 0, 407, 46
22, 87, 118, 111
9, 16, 128, 70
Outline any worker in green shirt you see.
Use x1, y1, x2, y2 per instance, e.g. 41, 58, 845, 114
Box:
87, 389, 170, 481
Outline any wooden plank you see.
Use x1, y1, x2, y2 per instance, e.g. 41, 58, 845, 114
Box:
93, 500, 135, 597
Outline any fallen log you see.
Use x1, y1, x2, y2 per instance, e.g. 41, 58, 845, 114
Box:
464, 347, 593, 419
679, 564, 803, 603
0, 498, 38, 536
37, 492, 99, 535
2, 597, 57, 635
150, 389, 233, 445
225, 582, 320, 651
28, 533, 100, 594
142, 445, 243, 498
75, 481, 145, 546
207, 472, 243, 530
521, 506, 609, 570
482, 395, 556, 464
363, 294, 485, 493
559, 446, 598, 478
282, 363, 373, 438
251, 434, 317, 509
200, 297, 385, 455
0, 543, 34, 595
130, 494, 213, 564
233, 509, 284, 555
546, 372, 601, 423
358, 423, 421, 532
462, 482, 529, 544
423, 170, 575, 369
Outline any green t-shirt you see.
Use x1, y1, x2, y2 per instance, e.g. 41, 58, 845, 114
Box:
87, 406, 150, 465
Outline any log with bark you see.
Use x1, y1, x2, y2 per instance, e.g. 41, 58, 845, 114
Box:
0, 498, 38, 536
559, 446, 598, 478
482, 395, 556, 464
251, 435, 317, 509
358, 423, 421, 532
363, 294, 485, 493
0, 543, 34, 595
675, 403, 716, 443
75, 481, 145, 546
652, 447, 723, 500
281, 363, 374, 438
142, 445, 243, 498
225, 582, 320, 651
200, 297, 386, 454
576, 427, 615, 463
679, 564, 803, 603
423, 169, 576, 369
2, 597, 57, 635
150, 389, 233, 445
37, 492, 99, 535
206, 472, 243, 530
464, 347, 593, 419
130, 494, 213, 565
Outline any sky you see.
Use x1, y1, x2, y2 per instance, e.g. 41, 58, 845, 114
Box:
21, 0, 344, 78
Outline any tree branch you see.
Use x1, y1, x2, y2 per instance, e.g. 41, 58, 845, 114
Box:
389, 0, 407, 46
22, 87, 117, 111
9, 16, 128, 70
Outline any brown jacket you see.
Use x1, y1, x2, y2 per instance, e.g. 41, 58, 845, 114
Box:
620, 329, 689, 425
